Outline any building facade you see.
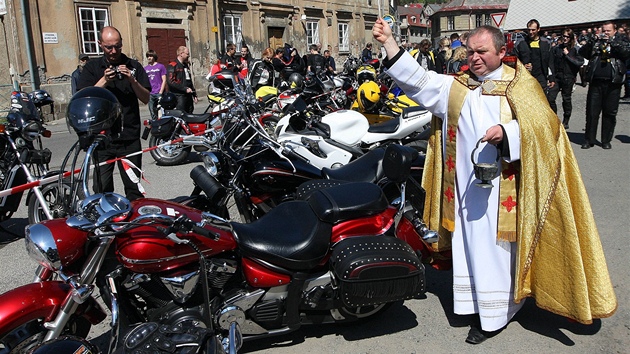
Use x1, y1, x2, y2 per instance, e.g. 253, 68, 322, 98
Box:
430, 0, 509, 44
0, 0, 388, 117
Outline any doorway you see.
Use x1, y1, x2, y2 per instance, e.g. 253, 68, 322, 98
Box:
146, 28, 187, 66
268, 27, 284, 50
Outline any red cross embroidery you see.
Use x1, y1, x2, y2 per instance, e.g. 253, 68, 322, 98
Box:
502, 163, 519, 181
501, 195, 517, 212
446, 155, 455, 172
447, 125, 456, 142
444, 186, 454, 203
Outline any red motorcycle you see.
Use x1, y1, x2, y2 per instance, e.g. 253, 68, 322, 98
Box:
0, 88, 446, 354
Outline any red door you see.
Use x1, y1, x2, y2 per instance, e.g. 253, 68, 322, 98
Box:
146, 29, 187, 67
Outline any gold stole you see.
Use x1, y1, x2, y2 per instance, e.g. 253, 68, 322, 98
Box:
435, 66, 520, 242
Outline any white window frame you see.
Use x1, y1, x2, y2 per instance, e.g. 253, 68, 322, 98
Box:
306, 21, 320, 46
447, 16, 455, 31
223, 14, 243, 49
78, 6, 109, 55
338, 22, 349, 52
485, 14, 492, 26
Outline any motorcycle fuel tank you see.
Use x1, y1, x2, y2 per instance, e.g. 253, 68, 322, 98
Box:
116, 199, 237, 273
249, 157, 322, 194
320, 110, 369, 145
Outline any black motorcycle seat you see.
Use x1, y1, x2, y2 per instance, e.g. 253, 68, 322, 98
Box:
306, 182, 389, 224
321, 147, 386, 183
183, 113, 211, 123
367, 117, 400, 134
231, 201, 332, 270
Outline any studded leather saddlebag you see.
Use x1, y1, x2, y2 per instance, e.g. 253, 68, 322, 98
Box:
330, 236, 425, 308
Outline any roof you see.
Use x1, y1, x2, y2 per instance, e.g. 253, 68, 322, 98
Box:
503, 0, 630, 30
435, 0, 510, 13
398, 5, 423, 17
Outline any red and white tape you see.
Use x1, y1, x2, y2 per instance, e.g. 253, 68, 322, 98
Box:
0, 128, 215, 198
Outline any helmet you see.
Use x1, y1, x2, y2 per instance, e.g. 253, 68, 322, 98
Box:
288, 73, 304, 89
356, 64, 376, 84
159, 92, 178, 110
29, 90, 54, 107
66, 87, 121, 136
29, 336, 100, 354
357, 81, 381, 112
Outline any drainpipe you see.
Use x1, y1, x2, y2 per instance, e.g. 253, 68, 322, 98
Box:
20, 0, 38, 90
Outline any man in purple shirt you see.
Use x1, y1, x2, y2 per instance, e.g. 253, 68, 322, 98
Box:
144, 50, 167, 120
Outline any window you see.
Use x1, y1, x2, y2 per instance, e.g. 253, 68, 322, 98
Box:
78, 7, 109, 55
411, 16, 417, 24
476, 14, 483, 28
447, 16, 455, 31
338, 23, 349, 52
485, 14, 491, 26
223, 14, 242, 48
306, 21, 319, 46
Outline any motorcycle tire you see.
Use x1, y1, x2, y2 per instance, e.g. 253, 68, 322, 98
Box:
332, 301, 396, 323
0, 317, 91, 354
149, 135, 192, 166
27, 181, 81, 225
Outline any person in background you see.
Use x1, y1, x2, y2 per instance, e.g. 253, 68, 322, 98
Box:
71, 54, 89, 94
144, 49, 167, 120
579, 21, 630, 149
547, 28, 584, 129
324, 49, 336, 75
220, 43, 239, 72
434, 37, 452, 74
248, 47, 276, 91
239, 45, 254, 78
362, 42, 373, 63
445, 46, 467, 74
516, 19, 555, 95
415, 39, 436, 72
372, 18, 616, 345
450, 32, 462, 48
77, 26, 151, 201
307, 44, 326, 75
167, 46, 197, 113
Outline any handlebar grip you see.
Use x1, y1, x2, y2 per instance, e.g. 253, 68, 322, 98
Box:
192, 224, 220, 241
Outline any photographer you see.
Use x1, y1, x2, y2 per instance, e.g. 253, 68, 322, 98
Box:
77, 26, 151, 201
579, 21, 630, 149
548, 29, 584, 129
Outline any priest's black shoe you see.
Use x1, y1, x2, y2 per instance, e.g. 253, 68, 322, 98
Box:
465, 325, 502, 344
581, 142, 594, 149
602, 143, 612, 149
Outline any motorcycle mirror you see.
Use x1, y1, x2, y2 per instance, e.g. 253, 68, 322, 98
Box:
289, 97, 307, 113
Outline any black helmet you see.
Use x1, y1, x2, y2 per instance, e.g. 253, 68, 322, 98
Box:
28, 336, 100, 354
288, 73, 304, 89
160, 92, 178, 110
29, 89, 54, 107
66, 87, 121, 136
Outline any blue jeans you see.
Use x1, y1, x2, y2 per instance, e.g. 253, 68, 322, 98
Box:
148, 93, 161, 120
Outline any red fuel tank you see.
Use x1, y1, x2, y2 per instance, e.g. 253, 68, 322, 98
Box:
115, 198, 237, 273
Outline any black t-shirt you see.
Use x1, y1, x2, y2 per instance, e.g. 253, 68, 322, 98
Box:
307, 54, 326, 74
77, 54, 151, 141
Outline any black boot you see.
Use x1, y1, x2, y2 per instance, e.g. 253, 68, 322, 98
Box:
562, 117, 569, 129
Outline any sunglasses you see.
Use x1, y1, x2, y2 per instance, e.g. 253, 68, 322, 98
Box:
563, 35, 571, 38
103, 44, 122, 50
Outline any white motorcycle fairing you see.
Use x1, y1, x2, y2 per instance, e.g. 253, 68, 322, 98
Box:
361, 106, 431, 145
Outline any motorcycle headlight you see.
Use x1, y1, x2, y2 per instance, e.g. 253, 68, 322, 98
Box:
25, 223, 61, 271
21, 121, 42, 142
201, 152, 221, 176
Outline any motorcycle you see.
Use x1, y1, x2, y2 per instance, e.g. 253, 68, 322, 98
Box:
144, 83, 234, 165
0, 88, 443, 354
0, 91, 60, 227
275, 95, 431, 170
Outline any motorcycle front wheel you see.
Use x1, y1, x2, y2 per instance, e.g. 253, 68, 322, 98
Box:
27, 181, 79, 225
149, 135, 192, 166
260, 115, 280, 139
0, 317, 91, 354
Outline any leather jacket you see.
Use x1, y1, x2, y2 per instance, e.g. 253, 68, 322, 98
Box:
167, 59, 196, 96
579, 34, 630, 84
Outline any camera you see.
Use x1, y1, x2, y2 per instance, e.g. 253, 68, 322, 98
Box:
112, 65, 124, 80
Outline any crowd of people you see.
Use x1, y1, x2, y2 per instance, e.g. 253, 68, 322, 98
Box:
399, 20, 630, 150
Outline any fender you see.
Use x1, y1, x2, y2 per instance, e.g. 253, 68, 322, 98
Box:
0, 281, 106, 334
